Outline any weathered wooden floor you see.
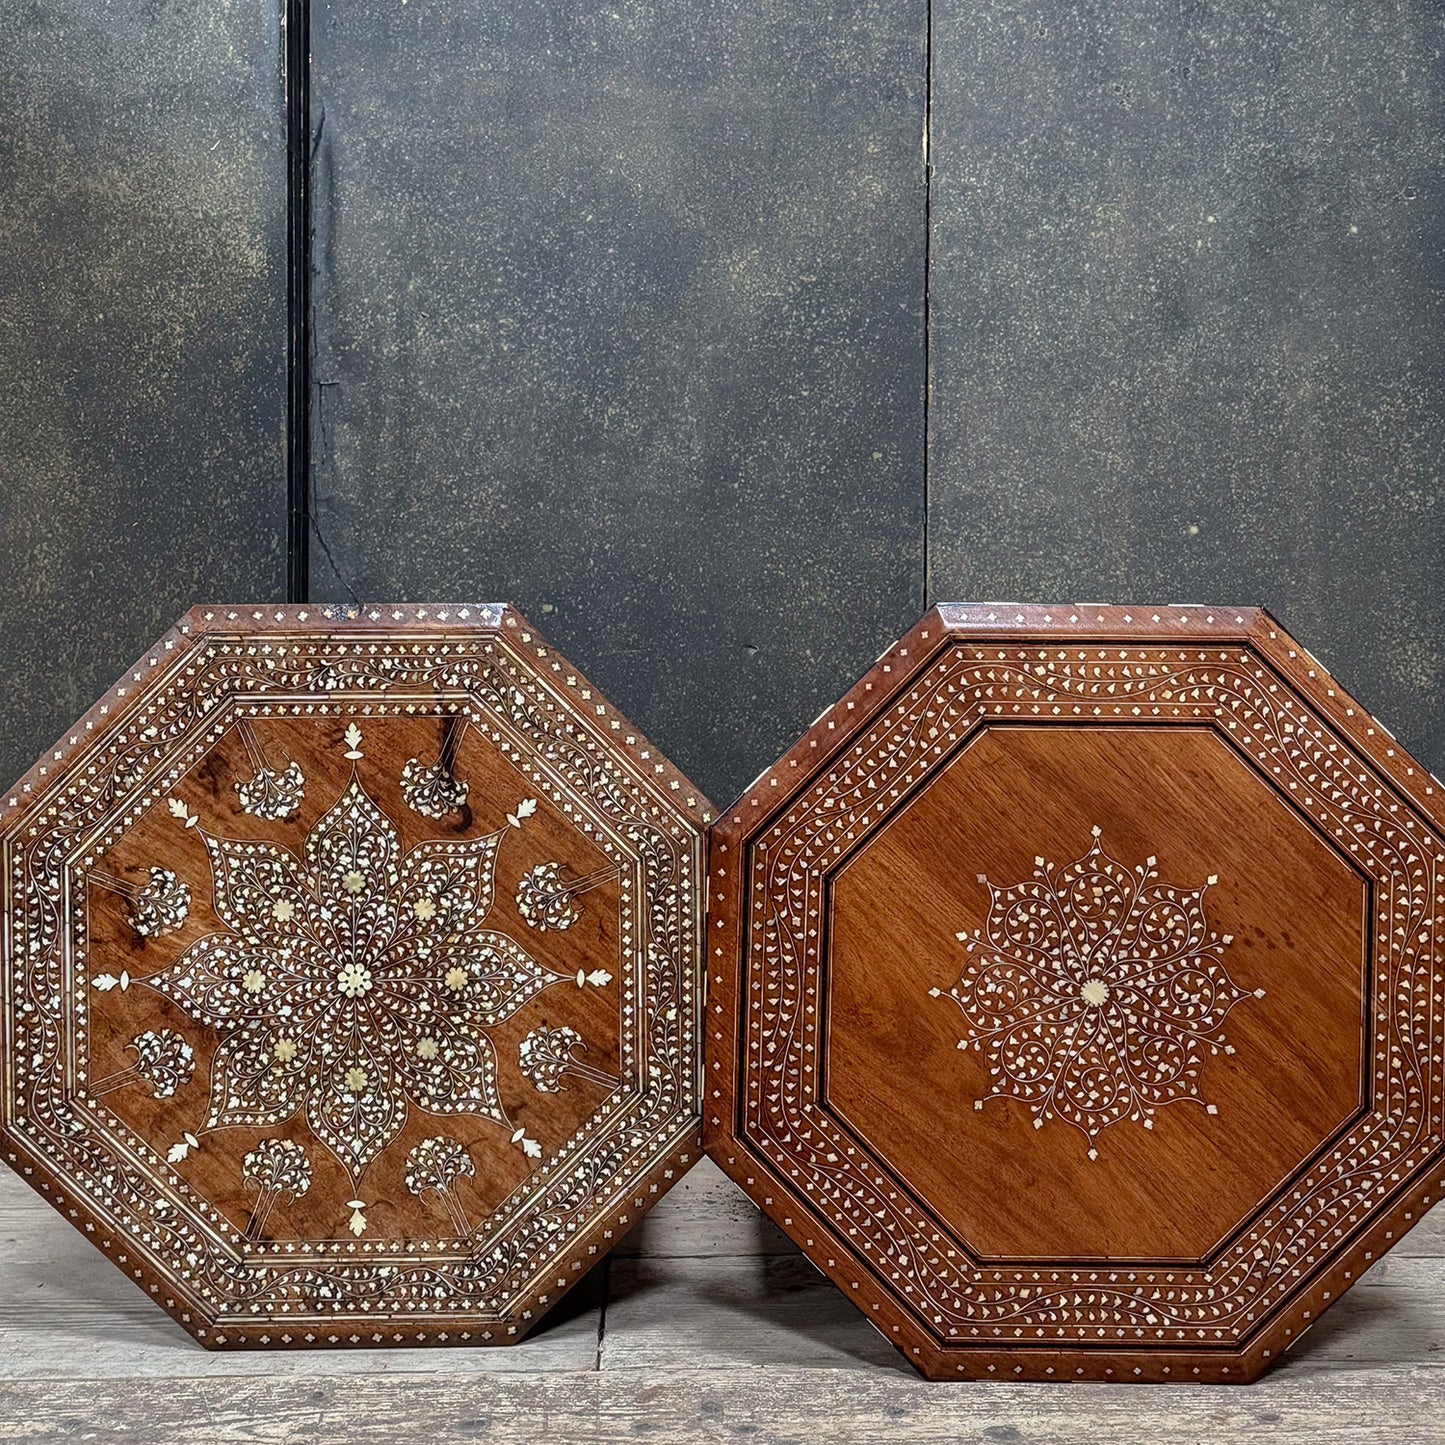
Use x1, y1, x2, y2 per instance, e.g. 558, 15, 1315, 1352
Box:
2, 1158, 1443, 1442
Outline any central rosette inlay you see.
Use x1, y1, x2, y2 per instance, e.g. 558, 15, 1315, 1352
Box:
336, 961, 374, 998
145, 771, 564, 1185
936, 826, 1262, 1159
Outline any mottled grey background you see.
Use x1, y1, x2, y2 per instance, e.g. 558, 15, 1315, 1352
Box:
3, 0, 1442, 808
929, 0, 1445, 782
0, 0, 289, 782
307, 0, 928, 802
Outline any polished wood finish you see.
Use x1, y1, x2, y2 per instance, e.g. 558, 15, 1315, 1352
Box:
705, 604, 1445, 1381
0, 604, 710, 1348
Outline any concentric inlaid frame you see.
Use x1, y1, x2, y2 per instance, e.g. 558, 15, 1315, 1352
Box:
1, 603, 711, 1348
705, 604, 1445, 1381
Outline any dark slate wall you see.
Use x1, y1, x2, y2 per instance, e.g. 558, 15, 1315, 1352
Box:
4, 3, 1440, 803
928, 2, 1445, 774
308, 0, 928, 806
0, 2, 289, 789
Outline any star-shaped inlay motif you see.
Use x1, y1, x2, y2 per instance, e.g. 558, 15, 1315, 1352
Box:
936, 827, 1262, 1158
144, 770, 562, 1184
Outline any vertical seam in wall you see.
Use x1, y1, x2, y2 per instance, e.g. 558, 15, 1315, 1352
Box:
285, 0, 311, 603
921, 0, 933, 611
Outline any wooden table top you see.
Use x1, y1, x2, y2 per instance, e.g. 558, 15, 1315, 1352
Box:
705, 603, 1445, 1381
0, 604, 710, 1349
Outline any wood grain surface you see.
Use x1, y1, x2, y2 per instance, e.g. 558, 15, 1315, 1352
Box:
827, 723, 1366, 1262
706, 604, 1445, 1382
0, 605, 710, 1350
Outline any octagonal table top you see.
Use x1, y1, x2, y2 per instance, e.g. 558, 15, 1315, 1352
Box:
705, 602, 1445, 1381
0, 603, 711, 1348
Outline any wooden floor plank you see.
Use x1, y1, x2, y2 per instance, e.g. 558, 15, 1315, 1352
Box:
601, 1254, 902, 1373
6, 1157, 1445, 1381
5, 1149, 1445, 1435
1, 1366, 1443, 1444
1287, 1260, 1445, 1366
596, 1249, 1444, 1377
615, 1159, 794, 1259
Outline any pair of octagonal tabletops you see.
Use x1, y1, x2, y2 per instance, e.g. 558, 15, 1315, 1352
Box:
1, 602, 1441, 1382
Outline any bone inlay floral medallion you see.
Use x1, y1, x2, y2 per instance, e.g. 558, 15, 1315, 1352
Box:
0, 604, 710, 1349
934, 826, 1261, 1159
146, 736, 560, 1186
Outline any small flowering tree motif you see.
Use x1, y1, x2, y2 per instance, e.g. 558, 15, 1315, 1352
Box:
90, 1029, 196, 1100
241, 1138, 312, 1240
405, 1136, 475, 1236
519, 1025, 617, 1093
935, 827, 1262, 1159
234, 720, 305, 821
89, 866, 191, 938
515, 862, 619, 932
401, 717, 470, 819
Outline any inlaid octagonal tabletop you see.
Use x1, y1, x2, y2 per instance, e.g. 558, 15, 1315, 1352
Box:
705, 604, 1445, 1382
0, 604, 710, 1348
